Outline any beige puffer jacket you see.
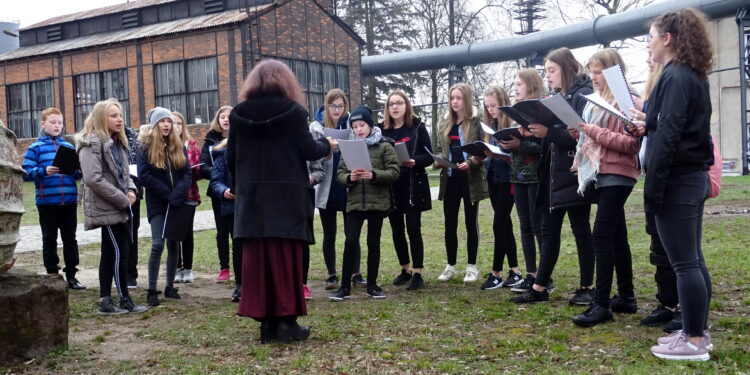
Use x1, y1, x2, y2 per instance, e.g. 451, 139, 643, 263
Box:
76, 134, 135, 230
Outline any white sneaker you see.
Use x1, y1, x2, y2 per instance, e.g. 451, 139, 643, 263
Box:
174, 269, 184, 283
463, 265, 479, 283
437, 265, 457, 281
183, 269, 194, 283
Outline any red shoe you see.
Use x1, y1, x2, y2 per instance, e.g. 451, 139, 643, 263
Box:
216, 268, 230, 281
303, 284, 312, 300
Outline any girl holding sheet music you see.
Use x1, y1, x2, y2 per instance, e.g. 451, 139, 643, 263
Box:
570, 49, 642, 327
478, 86, 522, 290
378, 91, 433, 291
434, 83, 489, 284
511, 47, 595, 306
138, 107, 191, 307
501, 69, 545, 294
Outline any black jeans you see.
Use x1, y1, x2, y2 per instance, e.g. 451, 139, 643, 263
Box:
126, 197, 140, 280
319, 208, 360, 276
176, 208, 196, 270
37, 204, 79, 278
443, 173, 480, 265
341, 211, 384, 289
646, 211, 678, 308
100, 223, 130, 298
147, 213, 179, 291
388, 205, 424, 269
488, 181, 517, 272
592, 185, 635, 307
211, 196, 231, 270
655, 171, 711, 337
535, 203, 594, 289
514, 183, 541, 273
219, 214, 242, 286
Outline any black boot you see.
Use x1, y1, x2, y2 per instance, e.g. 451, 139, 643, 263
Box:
662, 310, 682, 333
146, 289, 161, 307
231, 285, 241, 302
275, 317, 310, 343
572, 303, 614, 328
260, 318, 277, 344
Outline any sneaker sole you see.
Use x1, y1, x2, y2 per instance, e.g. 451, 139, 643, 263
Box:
572, 315, 614, 328
127, 285, 137, 289
651, 352, 710, 361
329, 295, 351, 301
98, 310, 128, 316
480, 283, 503, 290
510, 287, 529, 293
502, 280, 524, 288
367, 294, 386, 299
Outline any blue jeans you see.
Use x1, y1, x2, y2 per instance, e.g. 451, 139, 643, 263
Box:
654, 171, 711, 337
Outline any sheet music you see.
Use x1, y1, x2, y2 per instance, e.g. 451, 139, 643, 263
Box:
129, 164, 138, 177
480, 122, 497, 136
580, 92, 637, 128
337, 140, 372, 171
425, 146, 457, 168
602, 64, 635, 118
394, 142, 411, 163
540, 94, 584, 131
322, 128, 351, 140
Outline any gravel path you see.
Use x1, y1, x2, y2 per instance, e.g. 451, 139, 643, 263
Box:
14, 187, 441, 254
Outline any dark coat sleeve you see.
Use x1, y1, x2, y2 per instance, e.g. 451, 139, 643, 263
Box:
199, 138, 215, 180
294, 110, 331, 161
137, 150, 172, 201
168, 149, 192, 206
225, 128, 236, 189
413, 122, 433, 169
209, 154, 231, 198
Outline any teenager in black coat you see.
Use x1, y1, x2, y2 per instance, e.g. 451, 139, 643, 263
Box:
228, 60, 335, 344
378, 91, 433, 291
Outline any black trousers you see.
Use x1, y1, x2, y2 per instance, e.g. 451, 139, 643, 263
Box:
211, 196, 232, 270
443, 173, 480, 265
341, 211, 384, 289
220, 214, 242, 286
176, 207, 196, 270
100, 223, 130, 298
388, 205, 425, 269
513, 183, 541, 273
319, 208, 360, 276
488, 181, 517, 272
126, 197, 141, 280
535, 203, 594, 289
38, 204, 79, 278
646, 211, 678, 308
592, 185, 635, 307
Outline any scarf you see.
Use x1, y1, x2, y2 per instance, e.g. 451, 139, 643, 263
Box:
349, 125, 383, 146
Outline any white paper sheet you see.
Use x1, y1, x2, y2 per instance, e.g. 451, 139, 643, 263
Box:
425, 146, 457, 168
540, 94, 584, 131
394, 142, 411, 163
580, 92, 637, 128
480, 121, 497, 136
338, 140, 372, 171
129, 164, 138, 177
480, 141, 510, 157
322, 128, 351, 140
602, 64, 635, 117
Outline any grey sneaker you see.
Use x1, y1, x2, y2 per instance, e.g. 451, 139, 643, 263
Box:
501, 270, 524, 288
120, 296, 148, 314
651, 331, 710, 361
182, 269, 195, 283
174, 269, 184, 283
98, 296, 128, 316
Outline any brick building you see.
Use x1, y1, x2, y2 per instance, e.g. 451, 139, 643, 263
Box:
0, 0, 365, 154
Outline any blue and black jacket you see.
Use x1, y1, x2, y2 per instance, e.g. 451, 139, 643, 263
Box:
22, 134, 82, 206
208, 148, 235, 218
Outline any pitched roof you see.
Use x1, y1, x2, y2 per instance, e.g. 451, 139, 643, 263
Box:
21, 0, 177, 30
0, 7, 269, 62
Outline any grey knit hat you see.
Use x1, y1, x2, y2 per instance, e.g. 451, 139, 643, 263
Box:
148, 107, 173, 127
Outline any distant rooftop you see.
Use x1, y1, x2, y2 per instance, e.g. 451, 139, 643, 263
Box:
21, 0, 176, 30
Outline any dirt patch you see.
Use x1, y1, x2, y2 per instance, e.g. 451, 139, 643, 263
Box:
703, 205, 750, 216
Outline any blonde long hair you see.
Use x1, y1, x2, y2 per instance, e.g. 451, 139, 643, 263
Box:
482, 86, 511, 129
441, 83, 474, 141
143, 116, 186, 169
515, 68, 546, 101
642, 62, 664, 102
80, 99, 128, 147
209, 106, 233, 133
586, 48, 628, 101
172, 111, 189, 143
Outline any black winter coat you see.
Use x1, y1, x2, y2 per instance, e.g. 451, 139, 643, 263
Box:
137, 147, 191, 221
537, 75, 595, 210
199, 129, 225, 196
226, 96, 331, 242
644, 62, 713, 214
379, 117, 433, 212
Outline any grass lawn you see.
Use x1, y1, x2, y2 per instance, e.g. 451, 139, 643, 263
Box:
5, 176, 750, 374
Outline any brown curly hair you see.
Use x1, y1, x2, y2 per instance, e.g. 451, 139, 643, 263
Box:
651, 8, 714, 79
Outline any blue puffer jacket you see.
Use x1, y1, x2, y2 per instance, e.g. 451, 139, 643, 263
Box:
22, 135, 82, 206
209, 148, 235, 218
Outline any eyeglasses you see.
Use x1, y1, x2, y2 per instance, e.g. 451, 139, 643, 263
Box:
646, 32, 664, 42
329, 104, 345, 110
388, 101, 406, 108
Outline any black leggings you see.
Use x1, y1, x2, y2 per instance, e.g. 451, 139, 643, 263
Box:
513, 183, 541, 273
592, 185, 635, 307
220, 214, 242, 286
647, 211, 678, 308
126, 197, 141, 280
341, 211, 383, 289
176, 207, 196, 270
319, 207, 360, 276
211, 196, 232, 270
388, 205, 424, 269
488, 181, 517, 272
100, 223, 130, 298
535, 203, 594, 289
443, 173, 479, 266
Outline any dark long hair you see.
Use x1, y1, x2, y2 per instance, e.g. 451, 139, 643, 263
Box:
240, 59, 306, 105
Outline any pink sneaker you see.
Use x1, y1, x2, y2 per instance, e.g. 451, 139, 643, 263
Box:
651, 332, 710, 361
216, 268, 230, 282
658, 330, 713, 350
303, 284, 312, 300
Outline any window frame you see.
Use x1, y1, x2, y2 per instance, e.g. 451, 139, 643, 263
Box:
6, 79, 55, 139
154, 56, 219, 125
73, 69, 129, 131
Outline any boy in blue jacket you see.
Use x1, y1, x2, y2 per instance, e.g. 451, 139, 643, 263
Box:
22, 107, 85, 290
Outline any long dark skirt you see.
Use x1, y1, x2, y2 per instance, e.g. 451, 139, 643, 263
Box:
237, 238, 306, 321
